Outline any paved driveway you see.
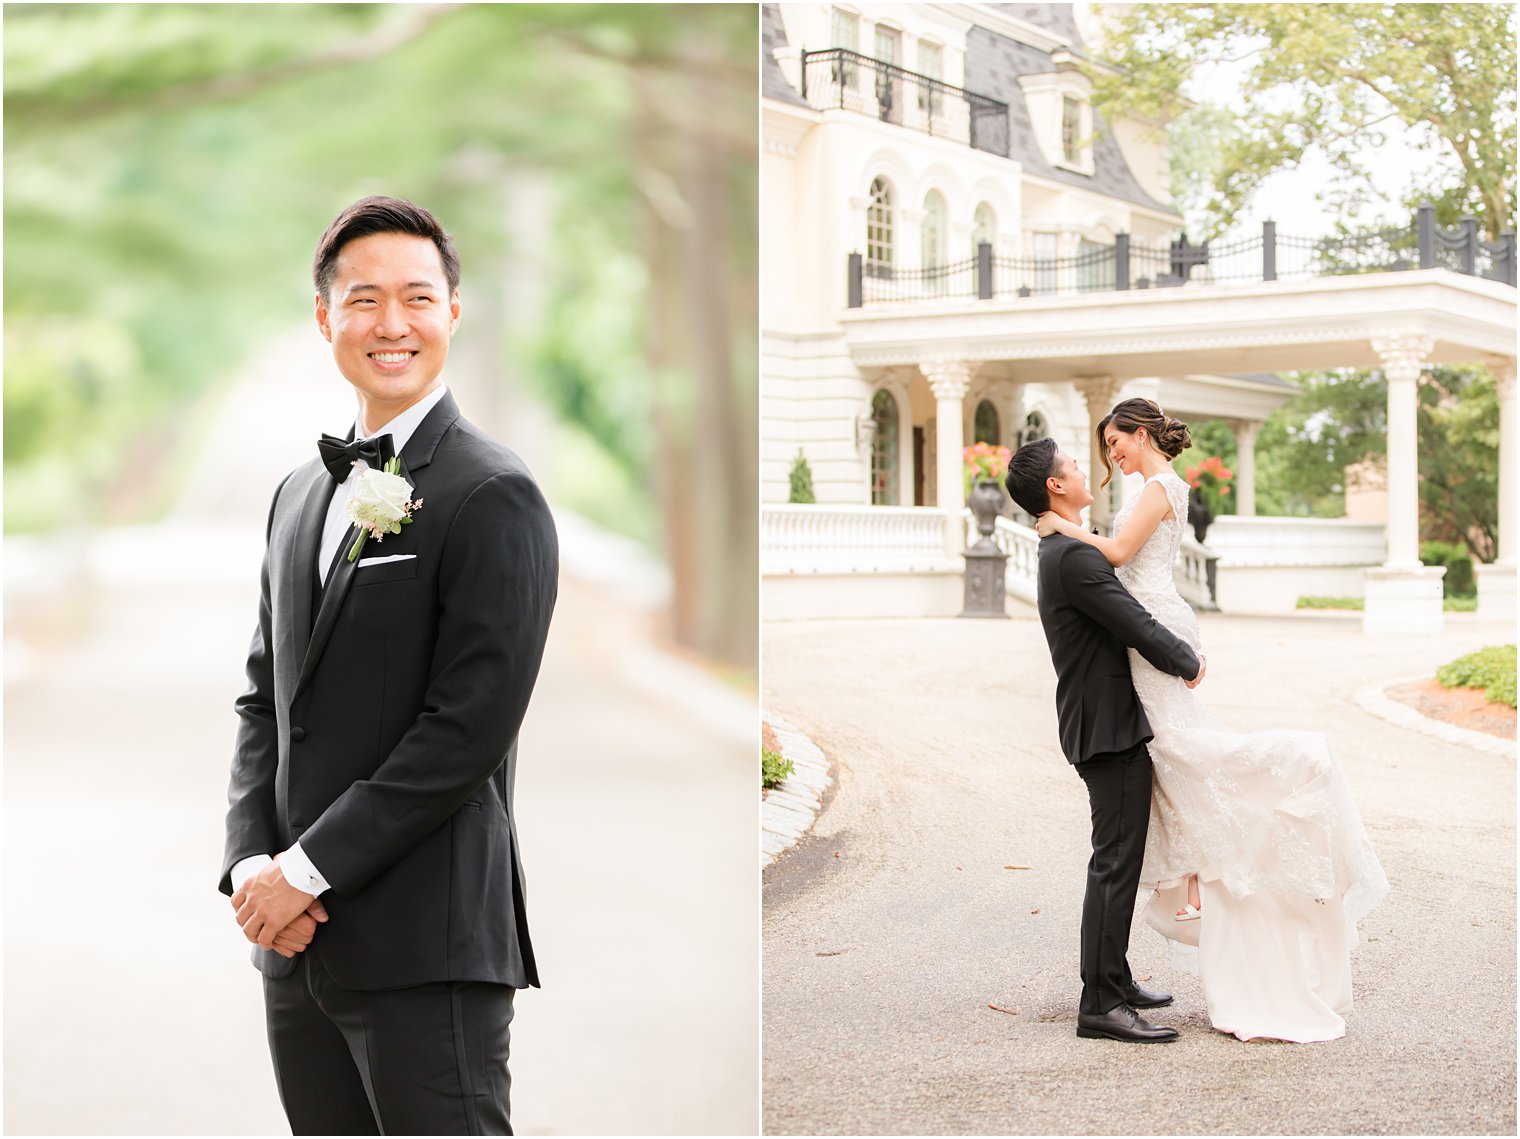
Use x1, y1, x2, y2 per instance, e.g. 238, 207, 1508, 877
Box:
763, 611, 1515, 1135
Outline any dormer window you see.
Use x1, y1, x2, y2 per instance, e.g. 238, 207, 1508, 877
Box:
1062, 96, 1082, 164
1018, 56, 1095, 175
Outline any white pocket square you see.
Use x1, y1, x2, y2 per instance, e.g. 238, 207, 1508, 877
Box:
357, 554, 417, 567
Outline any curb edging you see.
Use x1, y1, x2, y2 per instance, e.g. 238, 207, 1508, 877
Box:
761, 714, 832, 866
1354, 676, 1516, 759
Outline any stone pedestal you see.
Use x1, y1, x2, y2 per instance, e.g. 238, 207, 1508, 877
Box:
1475, 562, 1517, 622
960, 546, 1009, 618
1363, 565, 1447, 636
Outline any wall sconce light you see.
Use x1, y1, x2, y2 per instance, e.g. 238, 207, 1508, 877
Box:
854, 412, 878, 449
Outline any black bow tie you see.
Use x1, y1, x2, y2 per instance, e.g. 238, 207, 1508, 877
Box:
317, 432, 395, 482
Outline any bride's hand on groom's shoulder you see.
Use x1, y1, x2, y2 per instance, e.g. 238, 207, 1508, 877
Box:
1035, 512, 1059, 538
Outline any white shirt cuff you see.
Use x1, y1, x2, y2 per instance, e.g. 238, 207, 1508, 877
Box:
278, 841, 331, 897
231, 854, 272, 894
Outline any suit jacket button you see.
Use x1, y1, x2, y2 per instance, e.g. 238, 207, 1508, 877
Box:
291, 727, 307, 742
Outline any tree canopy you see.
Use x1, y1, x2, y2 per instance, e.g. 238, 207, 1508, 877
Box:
5, 3, 758, 666
1093, 3, 1517, 239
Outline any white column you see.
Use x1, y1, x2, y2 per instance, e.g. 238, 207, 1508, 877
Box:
1074, 376, 1121, 531
1365, 334, 1445, 635
924, 360, 971, 555
1494, 361, 1515, 566
1230, 419, 1261, 517
1476, 360, 1517, 621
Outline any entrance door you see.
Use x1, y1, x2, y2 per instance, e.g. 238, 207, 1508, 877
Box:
912, 426, 925, 506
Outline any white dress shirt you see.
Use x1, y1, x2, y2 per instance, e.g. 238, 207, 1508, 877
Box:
231, 382, 449, 898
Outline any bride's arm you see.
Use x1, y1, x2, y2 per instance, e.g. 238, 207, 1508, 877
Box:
1036, 481, 1173, 566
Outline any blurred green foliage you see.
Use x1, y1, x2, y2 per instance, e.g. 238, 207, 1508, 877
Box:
1437, 644, 1518, 708
1174, 365, 1498, 562
5, 4, 757, 553
1095, 3, 1516, 240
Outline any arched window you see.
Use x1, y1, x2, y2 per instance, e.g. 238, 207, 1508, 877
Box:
866, 177, 893, 279
972, 203, 997, 295
921, 190, 947, 293
870, 389, 899, 505
973, 399, 1000, 445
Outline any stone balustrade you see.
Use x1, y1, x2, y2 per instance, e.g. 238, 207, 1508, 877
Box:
762, 504, 957, 574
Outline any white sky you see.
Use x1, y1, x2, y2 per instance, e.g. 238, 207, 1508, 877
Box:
1181, 58, 1445, 239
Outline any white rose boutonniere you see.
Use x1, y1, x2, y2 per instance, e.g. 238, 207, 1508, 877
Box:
346, 456, 424, 562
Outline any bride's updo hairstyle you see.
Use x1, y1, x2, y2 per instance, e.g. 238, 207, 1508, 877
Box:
1095, 398, 1192, 489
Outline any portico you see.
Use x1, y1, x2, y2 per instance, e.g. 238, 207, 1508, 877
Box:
839, 270, 1517, 633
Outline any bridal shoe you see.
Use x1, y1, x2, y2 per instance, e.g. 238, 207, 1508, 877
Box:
1174, 903, 1201, 922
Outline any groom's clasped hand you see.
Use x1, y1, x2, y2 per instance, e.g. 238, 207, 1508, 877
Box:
229, 855, 329, 958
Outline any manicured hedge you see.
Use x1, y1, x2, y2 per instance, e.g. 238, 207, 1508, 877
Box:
1436, 644, 1517, 709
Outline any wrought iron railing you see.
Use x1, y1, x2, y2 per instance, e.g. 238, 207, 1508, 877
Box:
800, 48, 1009, 157
849, 204, 1516, 305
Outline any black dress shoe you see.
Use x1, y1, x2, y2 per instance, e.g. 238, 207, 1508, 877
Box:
1123, 981, 1173, 1008
1076, 1003, 1179, 1043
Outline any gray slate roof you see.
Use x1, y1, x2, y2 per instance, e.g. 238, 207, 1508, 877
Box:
963, 24, 1174, 215
762, 4, 809, 108
985, 3, 1083, 44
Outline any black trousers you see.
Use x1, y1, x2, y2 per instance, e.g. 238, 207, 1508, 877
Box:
1074, 741, 1153, 1017
263, 949, 515, 1136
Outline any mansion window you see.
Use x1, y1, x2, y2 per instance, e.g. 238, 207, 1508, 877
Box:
866, 177, 893, 279
1033, 232, 1058, 294
831, 8, 858, 87
874, 25, 902, 124
917, 40, 943, 119
870, 390, 899, 505
921, 190, 947, 293
973, 399, 1000, 446
1062, 96, 1082, 164
1077, 237, 1116, 292
972, 203, 996, 294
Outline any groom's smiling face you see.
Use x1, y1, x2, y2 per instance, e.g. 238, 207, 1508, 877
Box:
315, 231, 461, 423
1050, 449, 1094, 509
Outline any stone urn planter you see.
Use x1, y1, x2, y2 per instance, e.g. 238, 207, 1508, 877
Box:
967, 477, 1005, 551
961, 477, 1009, 618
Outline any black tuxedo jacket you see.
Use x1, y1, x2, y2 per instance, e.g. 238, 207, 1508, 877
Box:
1035, 533, 1199, 765
220, 390, 557, 991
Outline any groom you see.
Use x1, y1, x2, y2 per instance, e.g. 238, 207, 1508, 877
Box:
220, 195, 557, 1133
1005, 438, 1202, 1044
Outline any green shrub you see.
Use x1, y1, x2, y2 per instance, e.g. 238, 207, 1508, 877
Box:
1421, 540, 1476, 597
788, 449, 816, 504
1296, 595, 1476, 612
1436, 644, 1517, 708
762, 747, 794, 789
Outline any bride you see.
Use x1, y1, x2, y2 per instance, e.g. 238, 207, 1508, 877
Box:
1035, 397, 1389, 1043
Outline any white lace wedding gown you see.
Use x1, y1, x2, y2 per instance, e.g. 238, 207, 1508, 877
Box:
1114, 470, 1389, 1043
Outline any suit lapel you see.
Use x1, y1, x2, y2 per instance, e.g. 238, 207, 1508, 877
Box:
292, 392, 460, 702
286, 464, 338, 678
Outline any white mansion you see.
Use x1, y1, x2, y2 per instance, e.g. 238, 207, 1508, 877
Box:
760, 2, 1516, 632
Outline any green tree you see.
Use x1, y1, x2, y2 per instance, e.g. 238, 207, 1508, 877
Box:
5, 3, 758, 668
1236, 365, 1497, 560
787, 449, 816, 504
1093, 3, 1517, 238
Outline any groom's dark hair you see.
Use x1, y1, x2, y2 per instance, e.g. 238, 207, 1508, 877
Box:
1005, 437, 1063, 515
313, 195, 461, 304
